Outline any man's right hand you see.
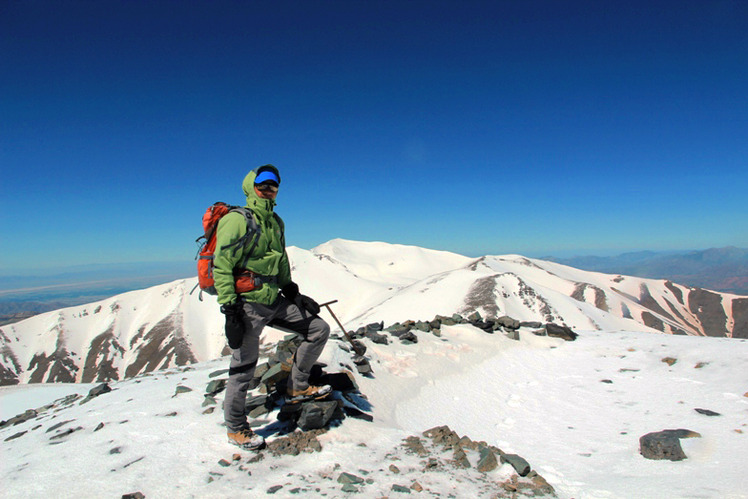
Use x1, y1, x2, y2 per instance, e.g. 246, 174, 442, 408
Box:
220, 301, 245, 349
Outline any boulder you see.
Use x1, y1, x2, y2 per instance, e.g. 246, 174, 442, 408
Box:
205, 379, 227, 396
639, 429, 701, 461
500, 453, 531, 476
366, 321, 384, 332
467, 311, 482, 323
545, 323, 578, 341
497, 316, 520, 330
477, 446, 499, 472
298, 400, 343, 430
364, 330, 388, 345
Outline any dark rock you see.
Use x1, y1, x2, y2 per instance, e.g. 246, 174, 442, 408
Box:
387, 324, 412, 337
267, 485, 283, 494
399, 331, 418, 343
173, 385, 192, 396
0, 409, 37, 429
122, 493, 145, 499
695, 408, 721, 416
477, 446, 499, 472
46, 420, 75, 433
520, 321, 543, 329
364, 330, 388, 345
338, 472, 365, 485
545, 323, 578, 341
391, 484, 411, 493
202, 395, 217, 407
435, 315, 456, 326
497, 316, 520, 329
205, 379, 227, 395
209, 369, 229, 378
254, 363, 270, 378
277, 402, 303, 422
366, 321, 384, 332
260, 364, 288, 386
413, 321, 431, 332
4, 430, 27, 442
639, 429, 701, 461
245, 394, 270, 412
467, 311, 482, 323
297, 400, 342, 430
80, 383, 112, 404
501, 453, 531, 476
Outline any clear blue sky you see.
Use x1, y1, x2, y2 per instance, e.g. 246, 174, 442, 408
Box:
1, 0, 746, 274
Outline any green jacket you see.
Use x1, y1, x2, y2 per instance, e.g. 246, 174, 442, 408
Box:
213, 165, 292, 305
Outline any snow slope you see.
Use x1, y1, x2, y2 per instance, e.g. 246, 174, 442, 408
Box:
2, 324, 746, 498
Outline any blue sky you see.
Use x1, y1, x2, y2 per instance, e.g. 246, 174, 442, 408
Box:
1, 0, 746, 274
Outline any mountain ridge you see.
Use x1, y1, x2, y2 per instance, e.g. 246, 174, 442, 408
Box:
544, 246, 748, 295
1, 240, 745, 387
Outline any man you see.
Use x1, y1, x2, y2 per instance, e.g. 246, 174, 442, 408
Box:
214, 164, 331, 449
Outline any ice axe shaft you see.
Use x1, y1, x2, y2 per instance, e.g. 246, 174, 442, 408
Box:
319, 300, 365, 355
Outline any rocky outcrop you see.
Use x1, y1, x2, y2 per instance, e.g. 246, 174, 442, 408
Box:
347, 311, 578, 346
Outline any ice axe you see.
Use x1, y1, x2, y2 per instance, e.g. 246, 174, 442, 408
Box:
319, 300, 367, 357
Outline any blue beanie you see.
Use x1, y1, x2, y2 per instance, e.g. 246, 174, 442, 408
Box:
255, 170, 280, 185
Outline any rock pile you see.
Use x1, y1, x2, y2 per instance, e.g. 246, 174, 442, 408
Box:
201, 333, 373, 433
346, 311, 578, 348
226, 424, 557, 497
403, 425, 556, 497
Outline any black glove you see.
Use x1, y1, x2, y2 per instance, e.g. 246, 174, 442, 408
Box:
282, 282, 320, 315
220, 301, 245, 349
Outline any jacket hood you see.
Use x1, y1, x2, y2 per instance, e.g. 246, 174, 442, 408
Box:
242, 164, 281, 215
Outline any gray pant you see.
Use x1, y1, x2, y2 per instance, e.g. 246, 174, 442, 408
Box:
224, 295, 330, 432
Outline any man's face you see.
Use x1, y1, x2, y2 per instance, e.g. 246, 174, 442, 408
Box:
254, 183, 278, 200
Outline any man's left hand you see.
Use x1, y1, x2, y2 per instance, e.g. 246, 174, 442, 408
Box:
296, 294, 320, 315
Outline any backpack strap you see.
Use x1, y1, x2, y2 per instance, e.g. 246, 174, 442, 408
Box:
273, 212, 285, 247
219, 207, 262, 267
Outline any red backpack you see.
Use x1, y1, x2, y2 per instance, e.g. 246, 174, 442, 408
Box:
194, 202, 259, 297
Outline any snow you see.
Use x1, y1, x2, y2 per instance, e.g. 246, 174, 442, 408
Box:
2, 239, 747, 497
2, 324, 747, 498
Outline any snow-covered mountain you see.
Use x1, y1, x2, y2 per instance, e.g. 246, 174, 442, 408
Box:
1, 239, 746, 386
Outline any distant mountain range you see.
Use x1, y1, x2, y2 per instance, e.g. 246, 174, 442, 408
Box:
1, 239, 745, 386
543, 247, 748, 296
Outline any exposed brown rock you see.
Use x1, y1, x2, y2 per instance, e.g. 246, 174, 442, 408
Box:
688, 288, 728, 337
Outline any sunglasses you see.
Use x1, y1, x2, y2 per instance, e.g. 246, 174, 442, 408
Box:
255, 183, 279, 193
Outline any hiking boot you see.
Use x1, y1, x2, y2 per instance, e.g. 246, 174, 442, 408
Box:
227, 428, 265, 450
285, 384, 332, 404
